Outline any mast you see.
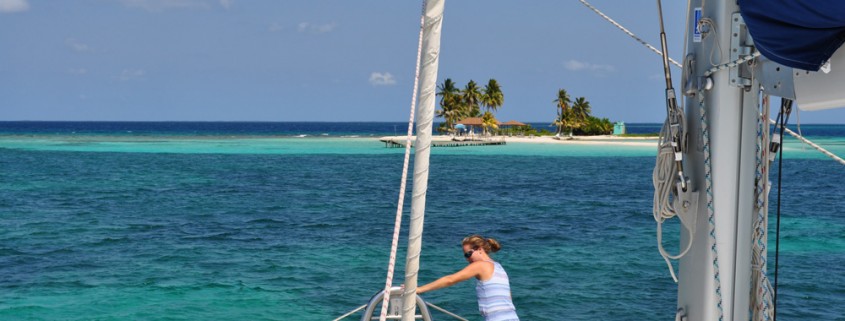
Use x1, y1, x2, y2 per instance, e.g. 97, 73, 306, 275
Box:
401, 1, 445, 320
677, 1, 760, 320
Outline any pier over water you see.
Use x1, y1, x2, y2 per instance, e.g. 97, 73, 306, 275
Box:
379, 136, 506, 148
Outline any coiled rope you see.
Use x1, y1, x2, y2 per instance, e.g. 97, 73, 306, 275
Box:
379, 2, 427, 320
653, 115, 693, 283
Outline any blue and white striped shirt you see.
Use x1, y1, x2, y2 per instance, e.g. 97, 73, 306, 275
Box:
476, 261, 519, 321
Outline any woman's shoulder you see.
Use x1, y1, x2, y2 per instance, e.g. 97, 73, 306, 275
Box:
470, 260, 496, 272
472, 260, 497, 282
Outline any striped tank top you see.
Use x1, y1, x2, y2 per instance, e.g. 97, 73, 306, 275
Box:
476, 261, 519, 321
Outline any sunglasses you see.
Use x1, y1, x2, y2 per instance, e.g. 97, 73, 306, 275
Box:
463, 249, 475, 258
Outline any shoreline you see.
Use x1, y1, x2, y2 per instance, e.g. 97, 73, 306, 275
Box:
378, 135, 659, 147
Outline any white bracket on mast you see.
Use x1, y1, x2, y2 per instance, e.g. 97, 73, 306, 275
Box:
729, 13, 754, 88
754, 58, 796, 99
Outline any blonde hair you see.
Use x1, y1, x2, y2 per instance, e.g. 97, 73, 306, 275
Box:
461, 235, 501, 253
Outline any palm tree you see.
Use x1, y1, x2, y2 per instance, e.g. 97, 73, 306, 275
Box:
571, 97, 592, 133
553, 89, 572, 136
551, 116, 564, 136
436, 79, 463, 131
481, 79, 504, 113
437, 78, 459, 104
462, 80, 482, 118
481, 111, 499, 136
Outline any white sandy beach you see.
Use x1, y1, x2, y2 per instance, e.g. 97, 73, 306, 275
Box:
378, 135, 659, 147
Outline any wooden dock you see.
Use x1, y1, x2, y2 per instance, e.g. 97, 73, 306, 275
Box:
380, 137, 506, 148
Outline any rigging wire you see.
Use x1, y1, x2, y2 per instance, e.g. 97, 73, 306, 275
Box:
773, 99, 793, 321
425, 302, 470, 321
332, 305, 368, 321
768, 118, 845, 166
578, 0, 682, 68
652, 0, 692, 283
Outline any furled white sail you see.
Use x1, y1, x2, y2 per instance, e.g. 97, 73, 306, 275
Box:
401, 0, 445, 321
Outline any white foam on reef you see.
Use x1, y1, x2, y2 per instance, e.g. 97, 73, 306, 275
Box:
295, 134, 307, 138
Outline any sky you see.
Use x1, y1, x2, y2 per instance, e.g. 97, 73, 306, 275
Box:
2, 0, 845, 123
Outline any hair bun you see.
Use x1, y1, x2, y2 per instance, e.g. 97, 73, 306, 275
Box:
486, 238, 501, 252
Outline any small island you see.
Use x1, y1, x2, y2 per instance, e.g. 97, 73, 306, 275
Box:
380, 78, 658, 148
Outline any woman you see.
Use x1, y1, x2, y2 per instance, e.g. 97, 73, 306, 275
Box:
417, 235, 519, 321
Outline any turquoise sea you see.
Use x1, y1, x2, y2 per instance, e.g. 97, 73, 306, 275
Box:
1, 122, 844, 320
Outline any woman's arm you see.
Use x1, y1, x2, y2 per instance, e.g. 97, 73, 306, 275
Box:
417, 262, 484, 294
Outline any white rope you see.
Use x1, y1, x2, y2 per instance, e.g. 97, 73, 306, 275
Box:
578, 0, 682, 68
698, 90, 725, 321
653, 116, 694, 283
768, 118, 845, 166
425, 302, 470, 321
751, 95, 775, 321
704, 52, 762, 77
333, 304, 368, 321
379, 3, 427, 321
796, 107, 806, 151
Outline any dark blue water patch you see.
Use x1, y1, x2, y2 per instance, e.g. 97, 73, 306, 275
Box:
0, 121, 412, 137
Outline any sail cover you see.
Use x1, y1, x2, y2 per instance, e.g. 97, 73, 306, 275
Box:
739, 0, 845, 71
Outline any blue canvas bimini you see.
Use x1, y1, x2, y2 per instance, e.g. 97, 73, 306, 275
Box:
739, 0, 845, 71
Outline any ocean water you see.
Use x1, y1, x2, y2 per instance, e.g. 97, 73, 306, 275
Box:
0, 122, 844, 320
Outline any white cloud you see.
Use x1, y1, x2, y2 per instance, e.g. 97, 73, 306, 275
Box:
297, 22, 309, 32
564, 60, 588, 71
68, 68, 88, 75
118, 0, 207, 11
0, 0, 29, 13
268, 22, 283, 32
66, 38, 90, 52
297, 22, 337, 34
564, 59, 615, 73
219, 0, 231, 9
118, 69, 146, 81
369, 72, 396, 86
